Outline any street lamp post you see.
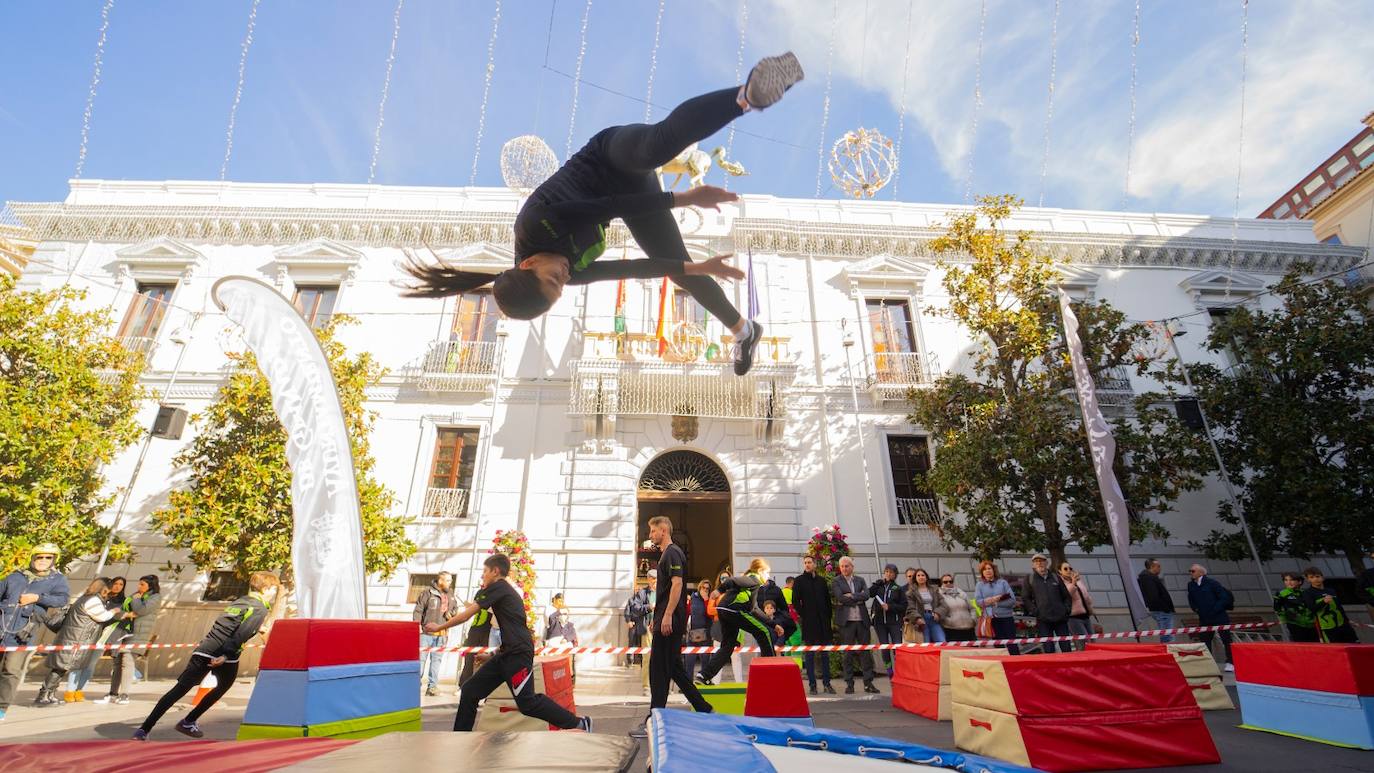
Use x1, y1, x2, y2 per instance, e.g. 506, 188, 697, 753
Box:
841, 322, 884, 571
94, 316, 198, 576
1166, 323, 1277, 610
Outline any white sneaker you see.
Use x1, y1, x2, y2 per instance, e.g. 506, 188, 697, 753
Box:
1224, 663, 1235, 672
93, 695, 117, 704
744, 53, 804, 110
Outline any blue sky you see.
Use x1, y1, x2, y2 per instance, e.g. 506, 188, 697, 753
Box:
2, 1, 1371, 217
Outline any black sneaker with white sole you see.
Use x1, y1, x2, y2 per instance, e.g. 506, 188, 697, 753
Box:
175, 719, 204, 738
744, 53, 804, 110
628, 715, 649, 739
732, 320, 764, 376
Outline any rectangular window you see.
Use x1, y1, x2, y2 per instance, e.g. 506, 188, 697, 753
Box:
887, 435, 937, 525
202, 570, 248, 602
1322, 234, 1343, 245
450, 290, 498, 343
1302, 175, 1326, 196
407, 573, 439, 605
1327, 156, 1350, 176
429, 428, 480, 491
1353, 134, 1374, 157
866, 299, 916, 353
117, 283, 175, 340
293, 285, 338, 329
672, 289, 708, 327
1208, 307, 1240, 368
1271, 203, 1291, 218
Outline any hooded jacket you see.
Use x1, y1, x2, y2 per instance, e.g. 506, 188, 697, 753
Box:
0, 568, 71, 645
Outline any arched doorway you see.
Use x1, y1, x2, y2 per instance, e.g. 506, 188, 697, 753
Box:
635, 450, 733, 589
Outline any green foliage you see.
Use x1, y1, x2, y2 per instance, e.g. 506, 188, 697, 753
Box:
150, 316, 414, 587
0, 274, 145, 573
908, 195, 1211, 567
1189, 268, 1374, 576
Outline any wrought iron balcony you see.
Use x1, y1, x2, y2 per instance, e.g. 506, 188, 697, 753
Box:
894, 497, 946, 549
866, 350, 941, 402
416, 339, 500, 393
1093, 365, 1135, 409
570, 331, 795, 421
117, 335, 158, 359
421, 487, 470, 518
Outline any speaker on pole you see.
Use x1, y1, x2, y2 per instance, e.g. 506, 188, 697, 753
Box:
151, 405, 188, 439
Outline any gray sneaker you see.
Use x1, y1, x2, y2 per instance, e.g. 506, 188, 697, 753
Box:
732, 320, 765, 376
744, 52, 804, 110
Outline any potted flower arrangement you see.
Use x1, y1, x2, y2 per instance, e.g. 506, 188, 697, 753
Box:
806, 524, 851, 582
491, 529, 538, 632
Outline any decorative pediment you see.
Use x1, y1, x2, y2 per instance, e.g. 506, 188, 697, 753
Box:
115, 236, 203, 275
431, 241, 515, 275
842, 253, 931, 289
1054, 265, 1100, 299
272, 238, 364, 285
1180, 269, 1266, 307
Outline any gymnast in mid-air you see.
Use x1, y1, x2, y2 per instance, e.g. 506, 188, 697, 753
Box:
403, 53, 804, 376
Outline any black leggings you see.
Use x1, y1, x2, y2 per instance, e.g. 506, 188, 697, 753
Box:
698, 606, 774, 681
593, 88, 746, 328
139, 655, 238, 733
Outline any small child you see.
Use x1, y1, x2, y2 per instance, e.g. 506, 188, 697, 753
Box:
761, 599, 796, 650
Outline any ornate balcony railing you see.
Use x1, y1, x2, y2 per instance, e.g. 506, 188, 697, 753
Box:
416, 339, 500, 393
866, 350, 940, 401
894, 497, 946, 549
421, 487, 470, 518
117, 335, 158, 359
569, 331, 795, 421
1094, 365, 1135, 409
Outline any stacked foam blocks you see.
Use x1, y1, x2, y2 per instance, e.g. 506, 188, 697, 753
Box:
238, 619, 421, 740
473, 654, 576, 731
891, 646, 1008, 720
1086, 641, 1234, 710
1234, 642, 1374, 749
949, 651, 1221, 772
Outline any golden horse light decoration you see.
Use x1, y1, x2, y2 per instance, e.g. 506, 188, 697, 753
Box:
658, 144, 748, 189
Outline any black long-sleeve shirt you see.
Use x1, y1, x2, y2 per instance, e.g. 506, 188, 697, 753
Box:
194, 593, 270, 662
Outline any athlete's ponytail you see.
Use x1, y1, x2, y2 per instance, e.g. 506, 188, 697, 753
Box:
400, 254, 553, 320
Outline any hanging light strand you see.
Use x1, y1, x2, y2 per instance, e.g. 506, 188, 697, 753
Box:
1122, 0, 1141, 209
73, 0, 116, 180
565, 0, 593, 162
723, 0, 748, 191
366, 0, 404, 185
1037, 0, 1061, 208
814, 0, 839, 197
220, 0, 260, 181
643, 0, 666, 123
891, 0, 915, 200
1226, 0, 1250, 299
469, 0, 503, 186
963, 0, 988, 204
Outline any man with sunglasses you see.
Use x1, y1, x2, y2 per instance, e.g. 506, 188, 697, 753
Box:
0, 544, 71, 720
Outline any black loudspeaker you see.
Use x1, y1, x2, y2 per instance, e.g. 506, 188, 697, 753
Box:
151, 405, 188, 439
1174, 398, 1206, 431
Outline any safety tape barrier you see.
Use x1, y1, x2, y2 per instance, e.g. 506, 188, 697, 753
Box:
1, 621, 1272, 654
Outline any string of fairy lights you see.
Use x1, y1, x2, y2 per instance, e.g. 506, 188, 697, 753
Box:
723, 0, 749, 192
469, 0, 503, 187
963, 0, 988, 205
72, 0, 114, 182
368, 0, 405, 186
1038, 0, 1061, 208
565, 0, 594, 163
889, 0, 915, 201
221, 0, 260, 182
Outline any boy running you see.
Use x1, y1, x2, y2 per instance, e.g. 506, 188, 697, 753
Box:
426, 554, 592, 732
132, 572, 279, 740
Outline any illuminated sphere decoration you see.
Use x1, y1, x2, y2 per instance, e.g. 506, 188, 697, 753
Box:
500, 135, 559, 194
828, 127, 897, 199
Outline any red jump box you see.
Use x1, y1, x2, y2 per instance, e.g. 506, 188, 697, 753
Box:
259, 619, 419, 671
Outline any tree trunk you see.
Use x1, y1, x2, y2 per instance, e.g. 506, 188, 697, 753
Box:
1343, 545, 1368, 580
1039, 502, 1067, 569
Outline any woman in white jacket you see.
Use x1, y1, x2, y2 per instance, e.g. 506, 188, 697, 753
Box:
936, 574, 978, 642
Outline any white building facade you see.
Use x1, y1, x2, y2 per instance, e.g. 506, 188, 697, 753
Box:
10, 180, 1366, 653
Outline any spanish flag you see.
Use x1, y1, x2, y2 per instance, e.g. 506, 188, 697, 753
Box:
655, 277, 673, 356
613, 278, 626, 334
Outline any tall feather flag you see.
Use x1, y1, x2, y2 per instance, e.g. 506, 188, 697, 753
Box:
655, 276, 673, 356
613, 278, 626, 334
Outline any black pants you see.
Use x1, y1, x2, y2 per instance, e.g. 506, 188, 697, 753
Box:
458, 625, 491, 687
591, 88, 746, 328
873, 622, 903, 669
1198, 628, 1234, 663
139, 655, 238, 733
650, 627, 712, 712
699, 606, 774, 681
838, 620, 875, 685
1037, 620, 1073, 654
945, 627, 976, 642
453, 651, 578, 731
990, 616, 1020, 655
1285, 623, 1319, 643
1320, 623, 1359, 643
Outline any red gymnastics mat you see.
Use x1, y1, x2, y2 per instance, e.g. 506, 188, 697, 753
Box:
0, 738, 353, 773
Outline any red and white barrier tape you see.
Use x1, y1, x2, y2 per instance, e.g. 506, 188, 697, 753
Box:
0, 621, 1272, 655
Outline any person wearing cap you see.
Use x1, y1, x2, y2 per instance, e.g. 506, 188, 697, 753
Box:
868, 564, 907, 676
0, 543, 72, 720
1025, 553, 1074, 654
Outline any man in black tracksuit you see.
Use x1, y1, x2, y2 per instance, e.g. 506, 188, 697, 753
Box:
1025, 554, 1074, 654
133, 571, 279, 740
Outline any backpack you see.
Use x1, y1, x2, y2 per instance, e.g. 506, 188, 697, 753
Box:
42, 604, 71, 633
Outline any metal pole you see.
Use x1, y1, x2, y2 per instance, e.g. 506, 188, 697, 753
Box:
94, 315, 199, 576
842, 325, 884, 571
464, 329, 508, 602
1166, 328, 1277, 607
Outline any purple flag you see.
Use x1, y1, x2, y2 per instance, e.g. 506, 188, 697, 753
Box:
747, 248, 760, 320
1058, 289, 1150, 627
